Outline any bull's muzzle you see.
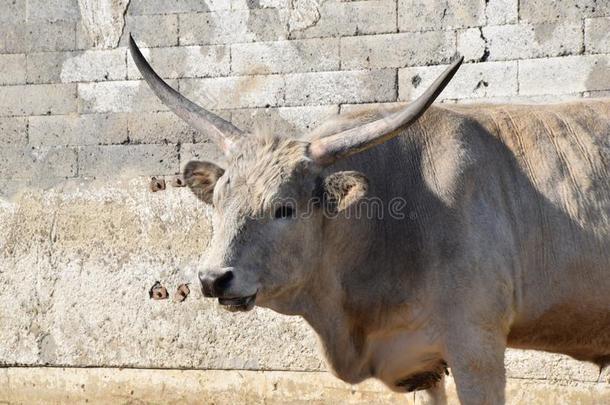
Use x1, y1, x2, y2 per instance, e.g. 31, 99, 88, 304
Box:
198, 269, 233, 298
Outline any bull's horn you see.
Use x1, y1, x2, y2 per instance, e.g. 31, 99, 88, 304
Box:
308, 57, 463, 166
129, 34, 243, 153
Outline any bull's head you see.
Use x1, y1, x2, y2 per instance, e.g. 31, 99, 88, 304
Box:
130, 35, 462, 312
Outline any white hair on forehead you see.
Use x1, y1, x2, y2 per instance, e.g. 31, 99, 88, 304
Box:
221, 132, 311, 215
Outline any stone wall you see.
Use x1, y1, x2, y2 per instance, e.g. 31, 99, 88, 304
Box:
0, 0, 609, 402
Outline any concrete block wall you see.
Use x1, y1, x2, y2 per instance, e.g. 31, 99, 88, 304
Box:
0, 0, 609, 402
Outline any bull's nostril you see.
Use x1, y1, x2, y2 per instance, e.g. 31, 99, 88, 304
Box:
213, 271, 233, 295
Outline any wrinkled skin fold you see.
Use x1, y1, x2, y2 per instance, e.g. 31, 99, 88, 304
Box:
129, 35, 610, 405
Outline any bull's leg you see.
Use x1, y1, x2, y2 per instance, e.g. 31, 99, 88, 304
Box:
414, 374, 447, 405
443, 330, 506, 405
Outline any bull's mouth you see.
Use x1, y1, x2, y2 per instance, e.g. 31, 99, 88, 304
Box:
218, 293, 257, 312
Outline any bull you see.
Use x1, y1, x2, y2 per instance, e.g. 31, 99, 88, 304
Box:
129, 35, 610, 404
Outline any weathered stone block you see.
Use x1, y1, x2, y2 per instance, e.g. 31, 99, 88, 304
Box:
231, 38, 340, 75
0, 0, 25, 23
0, 146, 77, 179
519, 55, 610, 96
585, 17, 610, 54
0, 84, 77, 117
399, 61, 518, 101
27, 0, 80, 21
26, 52, 66, 84
127, 112, 198, 144
180, 9, 288, 46
27, 49, 127, 84
482, 22, 583, 61
520, 0, 610, 23
0, 54, 26, 85
230, 105, 339, 136
485, 0, 518, 25
285, 69, 396, 106
78, 145, 178, 177
0, 117, 27, 146
60, 49, 127, 82
231, 0, 290, 9
127, 45, 230, 80
340, 31, 455, 70
77, 80, 175, 113
28, 114, 128, 146
398, 0, 486, 31
129, 0, 231, 14
76, 0, 130, 49
290, 0, 396, 39
120, 15, 178, 47
457, 28, 486, 62
179, 75, 285, 109
26, 20, 76, 52
0, 23, 27, 53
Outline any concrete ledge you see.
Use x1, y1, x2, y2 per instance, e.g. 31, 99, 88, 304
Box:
1, 367, 609, 404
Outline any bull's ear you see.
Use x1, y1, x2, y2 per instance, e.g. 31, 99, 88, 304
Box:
183, 160, 225, 204
323, 171, 368, 212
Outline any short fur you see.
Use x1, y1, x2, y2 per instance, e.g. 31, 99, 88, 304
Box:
191, 99, 610, 405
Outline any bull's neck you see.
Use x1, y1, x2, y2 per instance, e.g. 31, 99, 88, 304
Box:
298, 267, 372, 382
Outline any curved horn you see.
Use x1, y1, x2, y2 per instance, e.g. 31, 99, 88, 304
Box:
129, 34, 243, 153
308, 57, 463, 166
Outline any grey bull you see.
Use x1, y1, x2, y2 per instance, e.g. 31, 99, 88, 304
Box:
129, 35, 610, 404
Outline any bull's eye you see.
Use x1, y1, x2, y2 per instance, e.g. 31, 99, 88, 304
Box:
274, 206, 295, 220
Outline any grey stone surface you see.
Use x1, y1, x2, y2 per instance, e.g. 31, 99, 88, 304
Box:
27, 49, 127, 84
179, 75, 285, 109
77, 80, 175, 113
0, 178, 321, 369
398, 0, 486, 31
585, 17, 610, 54
179, 9, 289, 45
231, 0, 290, 9
120, 14, 179, 47
27, 0, 80, 21
290, 0, 396, 39
0, 0, 26, 23
485, 0, 518, 25
26, 20, 77, 52
285, 69, 396, 106
127, 45, 230, 79
0, 23, 27, 53
457, 28, 486, 62
230, 105, 339, 135
340, 31, 456, 70
482, 22, 583, 61
29, 114, 128, 146
0, 20, 76, 53
518, 55, 610, 96
0, 84, 77, 117
78, 145, 179, 177
0, 54, 26, 85
0, 117, 28, 146
231, 38, 340, 75
399, 61, 518, 101
77, 0, 130, 49
520, 0, 610, 23
127, 111, 198, 144
129, 0, 232, 14
0, 146, 77, 179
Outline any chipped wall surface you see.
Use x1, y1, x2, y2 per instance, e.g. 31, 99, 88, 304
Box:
0, 0, 609, 402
